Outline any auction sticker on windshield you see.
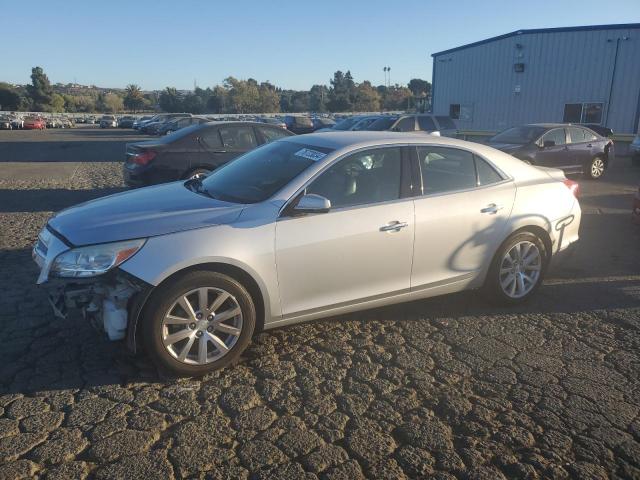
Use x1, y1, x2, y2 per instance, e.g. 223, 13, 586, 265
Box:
295, 148, 327, 162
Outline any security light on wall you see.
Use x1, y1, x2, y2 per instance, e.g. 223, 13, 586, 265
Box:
514, 63, 525, 73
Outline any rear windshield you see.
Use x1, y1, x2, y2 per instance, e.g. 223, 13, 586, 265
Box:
293, 117, 313, 127
367, 117, 398, 131
332, 117, 360, 131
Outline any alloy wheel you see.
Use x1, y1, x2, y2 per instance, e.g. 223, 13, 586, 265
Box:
161, 287, 243, 365
499, 241, 541, 299
591, 158, 605, 178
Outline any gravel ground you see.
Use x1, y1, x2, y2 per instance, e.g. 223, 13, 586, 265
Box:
0, 129, 639, 479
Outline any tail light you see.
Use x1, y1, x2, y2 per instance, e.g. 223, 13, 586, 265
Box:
563, 179, 580, 198
129, 150, 156, 166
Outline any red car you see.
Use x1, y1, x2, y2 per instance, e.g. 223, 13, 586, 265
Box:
23, 117, 46, 130
633, 184, 640, 225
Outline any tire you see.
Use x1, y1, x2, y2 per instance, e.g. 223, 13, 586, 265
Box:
483, 231, 548, 305
140, 270, 255, 376
585, 156, 606, 180
184, 167, 211, 180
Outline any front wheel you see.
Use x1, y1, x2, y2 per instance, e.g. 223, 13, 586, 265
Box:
585, 156, 606, 180
184, 167, 211, 180
483, 231, 548, 305
141, 271, 256, 376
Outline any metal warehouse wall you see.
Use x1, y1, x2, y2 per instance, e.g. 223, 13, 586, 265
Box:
432, 26, 640, 134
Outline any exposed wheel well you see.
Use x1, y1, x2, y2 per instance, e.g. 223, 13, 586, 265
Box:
149, 263, 266, 332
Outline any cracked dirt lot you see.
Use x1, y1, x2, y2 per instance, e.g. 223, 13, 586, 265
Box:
0, 128, 639, 479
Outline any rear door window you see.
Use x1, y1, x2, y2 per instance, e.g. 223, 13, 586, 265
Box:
416, 147, 476, 194
568, 127, 587, 144
199, 127, 223, 149
259, 127, 290, 144
417, 116, 437, 131
475, 156, 504, 185
395, 117, 415, 132
219, 126, 258, 150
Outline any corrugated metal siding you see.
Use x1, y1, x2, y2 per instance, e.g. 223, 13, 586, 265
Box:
433, 27, 640, 134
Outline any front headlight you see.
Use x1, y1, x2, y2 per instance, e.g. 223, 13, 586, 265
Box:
50, 239, 146, 278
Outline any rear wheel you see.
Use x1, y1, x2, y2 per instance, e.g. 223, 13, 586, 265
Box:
483, 231, 548, 305
585, 156, 606, 180
141, 271, 255, 376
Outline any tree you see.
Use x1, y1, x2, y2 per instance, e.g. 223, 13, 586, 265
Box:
225, 77, 260, 113
309, 85, 328, 112
0, 83, 22, 111
26, 66, 54, 111
104, 93, 124, 113
407, 78, 431, 97
382, 85, 413, 110
124, 84, 144, 112
51, 93, 65, 112
353, 81, 381, 112
207, 86, 227, 113
327, 70, 356, 112
257, 82, 280, 113
159, 87, 183, 112
183, 92, 205, 114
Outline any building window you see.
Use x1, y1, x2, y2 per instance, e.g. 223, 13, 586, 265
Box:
563, 102, 604, 124
449, 104, 460, 119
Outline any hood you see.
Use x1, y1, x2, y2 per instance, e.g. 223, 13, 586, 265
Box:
49, 182, 243, 246
488, 142, 526, 152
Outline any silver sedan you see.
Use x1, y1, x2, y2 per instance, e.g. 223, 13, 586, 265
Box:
33, 132, 581, 375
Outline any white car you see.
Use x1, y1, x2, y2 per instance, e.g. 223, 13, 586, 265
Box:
33, 132, 581, 375
100, 116, 117, 128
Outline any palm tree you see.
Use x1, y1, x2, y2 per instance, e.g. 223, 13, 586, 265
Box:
124, 84, 144, 113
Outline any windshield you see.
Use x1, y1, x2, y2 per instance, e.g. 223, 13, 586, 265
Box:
201, 141, 334, 203
490, 126, 546, 144
367, 117, 397, 131
332, 117, 360, 131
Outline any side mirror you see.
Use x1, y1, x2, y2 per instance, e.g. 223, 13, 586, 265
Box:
293, 194, 331, 214
543, 140, 555, 148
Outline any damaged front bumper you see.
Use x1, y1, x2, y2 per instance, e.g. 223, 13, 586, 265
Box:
33, 225, 152, 351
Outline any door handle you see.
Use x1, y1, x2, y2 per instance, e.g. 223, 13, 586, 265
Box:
480, 203, 504, 214
380, 221, 408, 232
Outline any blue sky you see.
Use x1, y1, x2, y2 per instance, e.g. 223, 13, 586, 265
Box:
1, 0, 638, 90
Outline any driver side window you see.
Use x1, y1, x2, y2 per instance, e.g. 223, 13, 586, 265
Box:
306, 148, 402, 209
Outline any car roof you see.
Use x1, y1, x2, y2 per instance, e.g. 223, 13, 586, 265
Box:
281, 131, 478, 150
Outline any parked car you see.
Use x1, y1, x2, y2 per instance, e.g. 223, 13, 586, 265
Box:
488, 124, 614, 179
312, 117, 336, 131
142, 114, 192, 135
34, 131, 581, 375
630, 134, 640, 167
0, 115, 12, 130
10, 115, 24, 129
133, 116, 153, 129
100, 116, 117, 128
259, 117, 287, 129
157, 116, 210, 136
123, 121, 294, 186
366, 114, 458, 137
23, 117, 46, 130
46, 117, 60, 129
317, 115, 369, 132
284, 115, 314, 134
118, 116, 136, 128
351, 115, 384, 131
